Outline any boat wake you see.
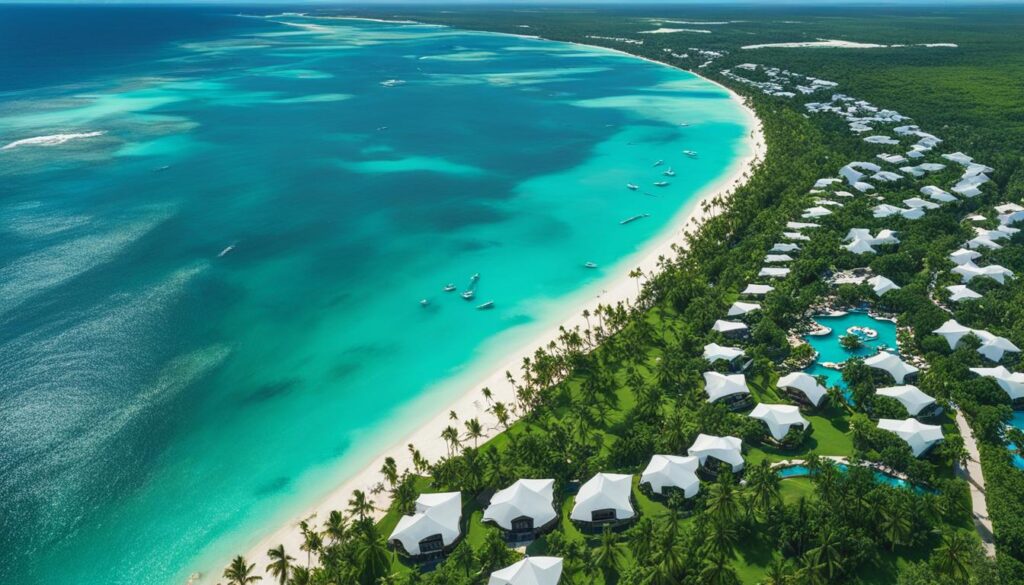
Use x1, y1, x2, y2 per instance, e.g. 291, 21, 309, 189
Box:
2, 131, 106, 151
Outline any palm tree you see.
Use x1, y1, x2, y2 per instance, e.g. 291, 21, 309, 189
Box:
380, 457, 398, 489
590, 526, 625, 584
298, 521, 322, 569
348, 489, 375, 521
223, 556, 262, 585
807, 528, 843, 581
286, 566, 310, 585
706, 474, 741, 526
265, 545, 293, 585
879, 503, 912, 551
440, 426, 461, 457
490, 401, 510, 430
354, 524, 392, 585
481, 386, 493, 405
932, 529, 973, 582
761, 558, 791, 585
322, 510, 349, 546
464, 417, 484, 447
747, 460, 781, 518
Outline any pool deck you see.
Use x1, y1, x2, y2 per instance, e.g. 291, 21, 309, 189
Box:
954, 410, 997, 557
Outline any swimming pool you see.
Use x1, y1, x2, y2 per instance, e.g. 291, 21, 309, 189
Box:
776, 463, 929, 492
802, 311, 899, 398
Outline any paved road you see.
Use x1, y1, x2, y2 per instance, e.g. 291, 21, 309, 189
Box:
954, 410, 996, 557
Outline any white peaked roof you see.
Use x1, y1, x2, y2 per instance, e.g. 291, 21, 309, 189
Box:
845, 238, 877, 254
688, 434, 744, 471
488, 557, 563, 585
920, 185, 957, 203
728, 301, 761, 317
943, 151, 974, 165
954, 173, 989, 198
877, 153, 907, 164
777, 372, 828, 406
814, 177, 840, 188
995, 202, 1024, 214
877, 418, 944, 457
947, 285, 982, 302
873, 204, 903, 218
390, 492, 462, 556
703, 371, 750, 402
933, 319, 1021, 362
742, 283, 775, 296
865, 351, 919, 383
765, 254, 793, 263
783, 231, 810, 241
865, 135, 899, 145
933, 319, 974, 347
950, 248, 981, 266
570, 473, 634, 522
771, 243, 800, 253
759, 267, 791, 278
802, 206, 832, 218
640, 455, 700, 498
750, 404, 809, 441
970, 366, 1024, 401
712, 319, 748, 334
483, 479, 556, 531
953, 263, 1014, 284
876, 385, 936, 417
787, 221, 820, 230
703, 343, 745, 364
967, 236, 1001, 250
873, 171, 903, 182
904, 197, 939, 210
868, 275, 900, 296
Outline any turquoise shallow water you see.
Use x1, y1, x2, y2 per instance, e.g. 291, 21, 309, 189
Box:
803, 312, 898, 391
0, 9, 751, 585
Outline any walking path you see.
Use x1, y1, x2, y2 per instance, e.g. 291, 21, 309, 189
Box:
954, 410, 996, 557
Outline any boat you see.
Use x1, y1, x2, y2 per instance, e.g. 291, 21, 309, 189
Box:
653, 181, 670, 187
380, 79, 406, 87
584, 261, 598, 269
619, 213, 650, 225
476, 301, 495, 310
663, 168, 676, 177
461, 290, 475, 300
217, 244, 235, 258
470, 273, 480, 282
653, 159, 664, 167
443, 283, 456, 292
683, 150, 698, 158
679, 122, 690, 127
626, 183, 639, 191
420, 299, 429, 307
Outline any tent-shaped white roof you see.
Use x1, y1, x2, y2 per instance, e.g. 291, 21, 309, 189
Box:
970, 366, 1024, 401
749, 404, 810, 441
876, 385, 936, 417
688, 434, 744, 472
570, 473, 634, 523
933, 319, 1021, 361
640, 455, 700, 498
742, 283, 774, 297
864, 351, 919, 383
943, 151, 974, 165
904, 197, 939, 210
878, 153, 908, 165
703, 343, 745, 364
787, 221, 820, 230
995, 203, 1024, 215
873, 171, 903, 182
728, 301, 761, 317
703, 371, 750, 402
759, 267, 791, 278
783, 231, 810, 241
802, 206, 832, 218
967, 236, 1001, 251
953, 263, 1014, 284
868, 275, 900, 296
873, 204, 903, 218
488, 557, 563, 585
765, 254, 793, 263
483, 479, 556, 532
947, 285, 982, 302
777, 372, 828, 406
389, 492, 462, 556
877, 418, 944, 457
712, 319, 748, 334
950, 248, 981, 266
920, 185, 957, 203
771, 243, 800, 253
933, 319, 974, 348
845, 238, 877, 255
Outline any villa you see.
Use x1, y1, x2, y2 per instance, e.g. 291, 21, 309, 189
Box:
776, 372, 828, 407
759, 267, 791, 278
770, 243, 799, 253
688, 433, 744, 478
876, 385, 940, 418
864, 351, 919, 384
952, 262, 1014, 284
703, 371, 752, 410
749, 403, 810, 444
640, 454, 701, 498
742, 283, 775, 297
488, 557, 563, 585
712, 319, 749, 339
868, 275, 900, 296
970, 366, 1024, 402
947, 285, 982, 302
877, 418, 944, 457
920, 185, 957, 203
482, 479, 558, 541
570, 473, 635, 529
727, 301, 761, 317
389, 492, 463, 560
703, 342, 746, 369
949, 248, 982, 266
933, 319, 1021, 362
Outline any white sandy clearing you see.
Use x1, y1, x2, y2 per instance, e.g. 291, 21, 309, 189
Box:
639, 28, 712, 34
197, 33, 765, 585
743, 39, 958, 50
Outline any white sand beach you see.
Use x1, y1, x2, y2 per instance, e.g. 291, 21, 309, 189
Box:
197, 33, 765, 585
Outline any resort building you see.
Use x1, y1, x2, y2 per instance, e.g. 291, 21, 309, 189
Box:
877, 418, 944, 457
570, 473, 635, 528
640, 454, 700, 498
920, 185, 957, 203
952, 263, 1014, 284
876, 385, 940, 418
947, 285, 982, 303
488, 557, 563, 585
933, 319, 1021, 362
482, 479, 558, 541
389, 492, 463, 560
864, 351, 919, 384
759, 267, 791, 278
742, 283, 775, 297
703, 371, 752, 410
703, 343, 746, 368
970, 366, 1024, 402
868, 275, 900, 296
950, 248, 982, 266
712, 319, 749, 339
764, 254, 793, 263
749, 404, 810, 443
770, 243, 800, 253
777, 371, 828, 407
688, 433, 744, 477
727, 301, 761, 317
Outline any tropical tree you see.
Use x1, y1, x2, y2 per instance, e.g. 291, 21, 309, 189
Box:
223, 556, 262, 585
590, 526, 625, 583
931, 529, 974, 582
464, 417, 484, 447
348, 489, 375, 521
265, 545, 294, 585
807, 527, 843, 581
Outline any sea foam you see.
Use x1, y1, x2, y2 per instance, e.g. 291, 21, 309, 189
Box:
1, 131, 105, 151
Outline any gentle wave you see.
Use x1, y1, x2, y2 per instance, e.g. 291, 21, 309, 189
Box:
1, 131, 105, 151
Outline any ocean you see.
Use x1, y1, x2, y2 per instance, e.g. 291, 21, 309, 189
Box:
0, 7, 752, 584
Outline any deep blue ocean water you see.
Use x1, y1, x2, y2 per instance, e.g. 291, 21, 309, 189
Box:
0, 7, 752, 584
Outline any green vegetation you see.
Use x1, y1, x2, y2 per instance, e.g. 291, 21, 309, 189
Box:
221, 5, 1024, 584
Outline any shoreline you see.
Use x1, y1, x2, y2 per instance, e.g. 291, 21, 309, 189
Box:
199, 21, 765, 584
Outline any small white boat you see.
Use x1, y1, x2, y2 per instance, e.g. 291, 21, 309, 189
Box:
476, 301, 495, 310
653, 181, 670, 187
380, 79, 406, 87
683, 150, 698, 158
461, 290, 475, 300
653, 160, 664, 167
584, 262, 598, 269
217, 244, 235, 258
620, 213, 650, 225
443, 283, 456, 292
626, 183, 639, 191
679, 122, 690, 127
663, 168, 675, 177
470, 273, 480, 282
420, 299, 429, 307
